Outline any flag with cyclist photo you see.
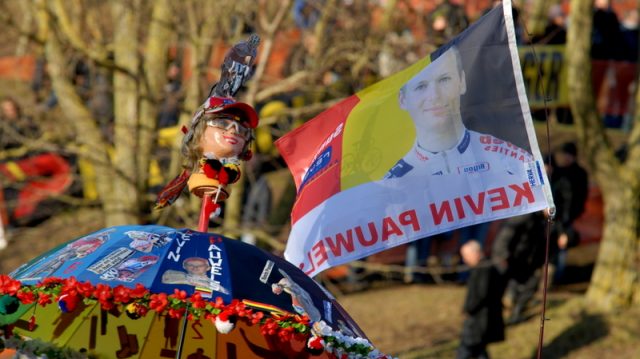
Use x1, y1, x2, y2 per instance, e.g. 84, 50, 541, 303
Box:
275, 0, 554, 277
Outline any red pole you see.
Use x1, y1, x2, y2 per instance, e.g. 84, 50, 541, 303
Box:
198, 193, 213, 232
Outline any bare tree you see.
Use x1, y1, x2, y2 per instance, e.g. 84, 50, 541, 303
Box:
567, 0, 640, 310
2, 0, 394, 233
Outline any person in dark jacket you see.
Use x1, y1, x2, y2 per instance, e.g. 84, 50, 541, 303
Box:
550, 142, 588, 282
457, 240, 506, 359
491, 210, 549, 325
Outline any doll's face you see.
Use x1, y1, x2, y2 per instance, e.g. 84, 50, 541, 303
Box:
200, 116, 249, 159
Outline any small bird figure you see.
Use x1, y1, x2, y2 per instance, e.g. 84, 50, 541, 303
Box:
212, 33, 261, 98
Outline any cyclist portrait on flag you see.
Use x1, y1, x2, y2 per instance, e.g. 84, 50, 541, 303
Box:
385, 45, 532, 180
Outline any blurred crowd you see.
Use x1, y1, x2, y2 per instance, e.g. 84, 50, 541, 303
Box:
0, 0, 631, 291
0, 0, 635, 357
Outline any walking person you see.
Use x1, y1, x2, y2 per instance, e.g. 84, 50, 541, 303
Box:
457, 240, 507, 359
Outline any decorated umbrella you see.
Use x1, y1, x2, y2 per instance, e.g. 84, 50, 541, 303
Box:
0, 225, 392, 358
0, 34, 392, 359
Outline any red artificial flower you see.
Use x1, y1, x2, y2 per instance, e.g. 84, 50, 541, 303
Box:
93, 284, 112, 302
62, 277, 79, 290
307, 336, 324, 350
39, 277, 63, 288
189, 292, 207, 309
278, 326, 295, 342
169, 289, 187, 301
168, 307, 186, 319
93, 284, 114, 310
77, 282, 95, 298
260, 319, 279, 336
99, 299, 115, 310
130, 283, 149, 299
149, 293, 169, 313
213, 296, 225, 309
37, 293, 52, 306
294, 314, 310, 326
0, 275, 22, 296
60, 278, 80, 298
113, 285, 131, 304
16, 290, 35, 304
217, 310, 232, 322
250, 311, 264, 325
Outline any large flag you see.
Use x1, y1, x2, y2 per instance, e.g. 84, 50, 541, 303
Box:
275, 0, 554, 277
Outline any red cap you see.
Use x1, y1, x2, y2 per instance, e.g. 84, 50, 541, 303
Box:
201, 96, 259, 129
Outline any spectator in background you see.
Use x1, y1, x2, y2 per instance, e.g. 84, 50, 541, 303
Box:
491, 210, 548, 325
620, 11, 639, 63
403, 235, 433, 283
72, 58, 92, 104
456, 222, 491, 283
0, 97, 40, 150
378, 31, 418, 78
531, 5, 574, 124
293, 0, 322, 30
158, 62, 184, 129
31, 57, 58, 113
550, 142, 589, 283
457, 240, 506, 359
484, 0, 524, 45
0, 97, 73, 227
591, 0, 623, 61
88, 67, 115, 143
613, 11, 639, 130
428, 0, 469, 47
591, 0, 625, 127
532, 5, 567, 45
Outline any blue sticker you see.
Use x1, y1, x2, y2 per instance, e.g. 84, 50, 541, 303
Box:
384, 159, 414, 179
299, 146, 332, 191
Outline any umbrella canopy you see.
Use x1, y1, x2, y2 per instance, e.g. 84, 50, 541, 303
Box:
0, 225, 392, 359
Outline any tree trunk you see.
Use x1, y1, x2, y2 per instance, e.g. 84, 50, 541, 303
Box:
587, 176, 640, 309
568, 0, 640, 311
44, 7, 118, 224
138, 0, 172, 194
110, 1, 141, 225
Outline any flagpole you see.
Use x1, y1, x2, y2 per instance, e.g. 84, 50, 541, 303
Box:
536, 214, 555, 359
515, 0, 557, 354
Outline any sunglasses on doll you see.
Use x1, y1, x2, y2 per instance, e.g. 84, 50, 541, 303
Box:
205, 117, 251, 139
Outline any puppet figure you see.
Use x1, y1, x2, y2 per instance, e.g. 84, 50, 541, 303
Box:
181, 96, 258, 200
155, 34, 260, 215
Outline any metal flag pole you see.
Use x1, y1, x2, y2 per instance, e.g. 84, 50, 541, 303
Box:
537, 213, 555, 359
519, 13, 557, 359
